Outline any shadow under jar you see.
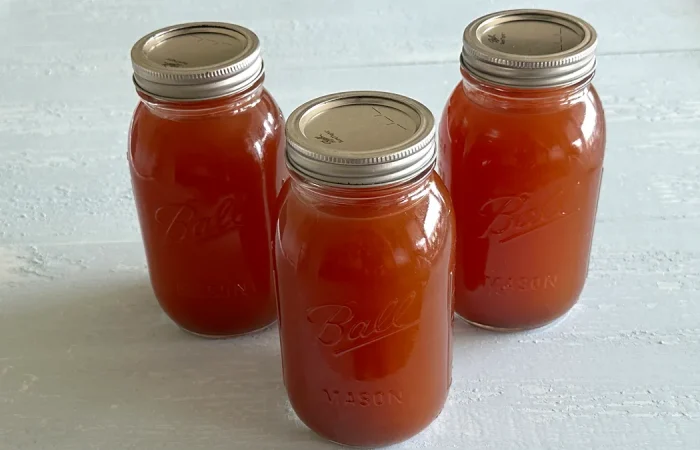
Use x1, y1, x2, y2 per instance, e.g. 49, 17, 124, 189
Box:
276, 92, 455, 447
438, 10, 606, 331
128, 22, 287, 337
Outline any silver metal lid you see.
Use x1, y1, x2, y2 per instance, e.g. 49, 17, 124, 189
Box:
461, 9, 598, 88
285, 91, 436, 187
130, 22, 264, 101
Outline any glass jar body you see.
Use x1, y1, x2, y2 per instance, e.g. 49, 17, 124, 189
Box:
128, 83, 287, 337
438, 73, 606, 331
275, 171, 455, 447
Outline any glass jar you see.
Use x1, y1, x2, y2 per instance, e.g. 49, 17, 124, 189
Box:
438, 10, 606, 331
128, 22, 286, 337
276, 92, 455, 447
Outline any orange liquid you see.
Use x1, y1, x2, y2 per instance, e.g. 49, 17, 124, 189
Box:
438, 73, 606, 330
275, 172, 455, 447
129, 83, 287, 336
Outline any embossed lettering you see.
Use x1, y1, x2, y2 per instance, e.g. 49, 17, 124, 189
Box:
155, 196, 245, 242
314, 130, 344, 144
348, 321, 370, 340
323, 389, 403, 407
479, 187, 572, 243
485, 275, 559, 293
359, 392, 370, 407
374, 391, 384, 406
345, 392, 356, 406
310, 306, 353, 346
323, 389, 340, 404
307, 293, 420, 356
545, 275, 557, 289
389, 390, 403, 404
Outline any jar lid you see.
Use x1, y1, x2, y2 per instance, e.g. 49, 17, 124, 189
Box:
285, 91, 436, 187
461, 9, 598, 88
130, 22, 264, 101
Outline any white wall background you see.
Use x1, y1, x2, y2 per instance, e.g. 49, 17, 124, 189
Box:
1, 1, 699, 449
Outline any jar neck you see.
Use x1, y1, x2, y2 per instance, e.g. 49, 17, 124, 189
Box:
137, 78, 265, 119
291, 167, 434, 210
460, 69, 593, 110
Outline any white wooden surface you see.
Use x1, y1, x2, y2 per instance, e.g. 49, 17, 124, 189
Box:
1, 1, 699, 448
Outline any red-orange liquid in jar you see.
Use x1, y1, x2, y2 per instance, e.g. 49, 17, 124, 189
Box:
128, 23, 286, 337
277, 92, 455, 447
439, 10, 606, 330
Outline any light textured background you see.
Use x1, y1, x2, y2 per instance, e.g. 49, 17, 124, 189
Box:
1, 1, 699, 449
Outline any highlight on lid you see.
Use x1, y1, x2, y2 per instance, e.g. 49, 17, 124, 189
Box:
284, 91, 437, 187
461, 9, 598, 87
130, 22, 264, 100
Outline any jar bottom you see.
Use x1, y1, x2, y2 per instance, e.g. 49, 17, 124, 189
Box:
457, 309, 572, 333
178, 319, 277, 339
290, 390, 448, 448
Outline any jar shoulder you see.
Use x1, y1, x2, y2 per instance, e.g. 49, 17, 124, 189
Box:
129, 88, 285, 176
130, 88, 283, 134
439, 81, 606, 165
129, 90, 284, 154
276, 175, 455, 269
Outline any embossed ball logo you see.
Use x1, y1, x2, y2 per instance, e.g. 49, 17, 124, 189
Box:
155, 196, 246, 242
305, 293, 420, 357
479, 186, 574, 243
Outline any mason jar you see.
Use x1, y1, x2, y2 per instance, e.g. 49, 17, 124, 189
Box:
438, 10, 606, 331
276, 91, 455, 447
128, 22, 286, 337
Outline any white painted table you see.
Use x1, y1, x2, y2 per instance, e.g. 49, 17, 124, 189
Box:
1, 1, 699, 448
